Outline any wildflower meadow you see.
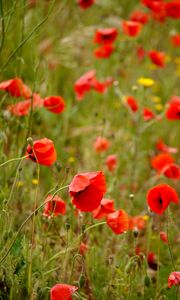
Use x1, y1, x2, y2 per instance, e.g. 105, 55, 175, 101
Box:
0, 0, 180, 299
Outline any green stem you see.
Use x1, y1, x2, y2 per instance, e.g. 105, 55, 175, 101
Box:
0, 184, 69, 264
0, 0, 5, 54
0, 0, 55, 71
0, 155, 28, 168
166, 209, 176, 270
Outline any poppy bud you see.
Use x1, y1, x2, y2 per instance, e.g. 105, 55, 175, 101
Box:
27, 137, 34, 147
78, 274, 85, 288
129, 193, 134, 200
55, 161, 62, 172
81, 224, 86, 233
133, 227, 139, 238
125, 260, 134, 274
144, 275, 151, 287
65, 222, 70, 231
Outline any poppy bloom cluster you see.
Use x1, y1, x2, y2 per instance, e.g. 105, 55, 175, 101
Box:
26, 138, 57, 166
166, 95, 180, 120
69, 171, 106, 212
130, 10, 149, 24
74, 70, 112, 100
0, 78, 66, 117
8, 93, 43, 117
93, 28, 118, 58
50, 284, 78, 300
142, 0, 180, 22
146, 184, 178, 214
43, 195, 66, 218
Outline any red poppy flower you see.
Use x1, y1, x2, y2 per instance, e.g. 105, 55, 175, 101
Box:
0, 78, 31, 99
160, 231, 168, 243
94, 44, 114, 59
106, 154, 118, 171
92, 198, 115, 219
74, 70, 112, 100
26, 138, 57, 166
171, 34, 180, 47
78, 0, 94, 9
143, 108, 155, 121
165, 1, 180, 19
130, 10, 149, 24
162, 163, 180, 179
69, 171, 106, 212
166, 96, 180, 120
79, 242, 89, 255
92, 77, 113, 94
151, 152, 174, 173
43, 195, 66, 218
8, 93, 43, 117
147, 251, 158, 270
148, 50, 166, 67
122, 20, 142, 37
136, 46, 146, 61
168, 272, 180, 288
74, 70, 95, 100
141, 0, 164, 9
94, 28, 118, 45
106, 209, 129, 234
156, 139, 178, 154
146, 184, 178, 214
128, 216, 146, 231
141, 0, 166, 22
94, 137, 110, 153
126, 96, 139, 112
50, 284, 78, 300
43, 96, 65, 114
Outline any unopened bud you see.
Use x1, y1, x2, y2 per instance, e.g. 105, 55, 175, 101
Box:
27, 137, 34, 147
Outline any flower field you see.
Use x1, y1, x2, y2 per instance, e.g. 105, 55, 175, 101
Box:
0, 0, 180, 299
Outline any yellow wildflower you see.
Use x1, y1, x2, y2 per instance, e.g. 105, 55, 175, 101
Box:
32, 179, 39, 185
137, 77, 155, 87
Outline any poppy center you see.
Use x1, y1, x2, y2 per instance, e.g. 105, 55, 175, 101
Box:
159, 197, 163, 205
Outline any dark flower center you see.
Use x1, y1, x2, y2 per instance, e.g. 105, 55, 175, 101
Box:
159, 197, 163, 205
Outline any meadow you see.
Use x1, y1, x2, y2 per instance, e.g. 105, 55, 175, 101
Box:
0, 0, 180, 299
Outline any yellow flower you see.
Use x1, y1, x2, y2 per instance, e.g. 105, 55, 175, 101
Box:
165, 55, 171, 63
32, 179, 39, 185
143, 215, 149, 221
137, 77, 155, 87
151, 96, 161, 103
155, 104, 163, 111
68, 156, 75, 164
16, 181, 24, 187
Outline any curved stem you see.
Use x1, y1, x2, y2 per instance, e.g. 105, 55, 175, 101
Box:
0, 155, 28, 168
0, 184, 69, 264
